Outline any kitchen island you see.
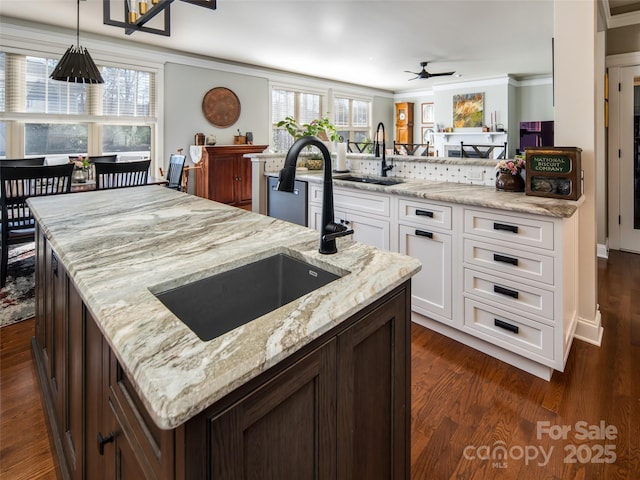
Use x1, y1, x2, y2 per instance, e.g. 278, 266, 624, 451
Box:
28, 186, 420, 479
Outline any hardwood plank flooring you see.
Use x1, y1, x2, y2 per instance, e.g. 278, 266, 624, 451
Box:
0, 250, 638, 479
411, 250, 640, 479
0, 319, 58, 479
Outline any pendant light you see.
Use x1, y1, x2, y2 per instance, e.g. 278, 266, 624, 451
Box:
50, 0, 104, 84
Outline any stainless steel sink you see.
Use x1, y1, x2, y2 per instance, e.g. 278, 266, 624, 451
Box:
154, 254, 342, 341
337, 175, 404, 186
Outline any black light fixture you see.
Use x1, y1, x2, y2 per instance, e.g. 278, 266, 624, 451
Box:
50, 0, 104, 84
103, 0, 216, 37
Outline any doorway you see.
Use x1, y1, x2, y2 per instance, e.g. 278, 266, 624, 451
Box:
609, 64, 640, 254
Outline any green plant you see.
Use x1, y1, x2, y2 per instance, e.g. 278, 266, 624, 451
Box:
276, 114, 340, 142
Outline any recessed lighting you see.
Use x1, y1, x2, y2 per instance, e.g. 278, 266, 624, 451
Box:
455, 74, 463, 77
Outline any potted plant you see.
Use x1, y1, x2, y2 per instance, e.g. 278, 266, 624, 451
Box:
277, 114, 340, 168
277, 114, 340, 143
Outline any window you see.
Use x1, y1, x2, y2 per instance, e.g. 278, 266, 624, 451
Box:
271, 87, 323, 152
333, 96, 371, 144
103, 125, 151, 154
26, 56, 87, 114
25, 123, 87, 155
0, 52, 156, 160
102, 67, 152, 116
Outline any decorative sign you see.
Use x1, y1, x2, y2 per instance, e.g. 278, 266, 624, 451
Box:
525, 147, 582, 201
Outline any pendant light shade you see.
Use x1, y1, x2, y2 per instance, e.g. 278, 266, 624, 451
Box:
50, 0, 104, 84
50, 45, 104, 84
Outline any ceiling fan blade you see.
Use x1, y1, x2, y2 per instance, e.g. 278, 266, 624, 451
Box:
404, 70, 420, 75
428, 71, 456, 77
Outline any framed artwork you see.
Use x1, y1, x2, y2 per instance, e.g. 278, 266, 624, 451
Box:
421, 102, 434, 125
452, 92, 484, 128
422, 127, 435, 145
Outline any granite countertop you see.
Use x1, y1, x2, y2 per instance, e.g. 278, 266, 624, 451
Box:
28, 186, 421, 430
265, 171, 584, 218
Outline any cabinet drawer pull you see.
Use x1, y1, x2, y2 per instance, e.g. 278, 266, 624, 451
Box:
493, 222, 519, 234
493, 253, 519, 266
494, 319, 519, 334
416, 209, 434, 218
97, 431, 115, 455
415, 229, 433, 239
493, 285, 519, 299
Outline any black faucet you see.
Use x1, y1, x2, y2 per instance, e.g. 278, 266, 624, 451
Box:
374, 122, 393, 177
277, 136, 354, 254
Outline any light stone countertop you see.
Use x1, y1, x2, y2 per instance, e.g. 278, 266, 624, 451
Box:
266, 171, 584, 218
28, 186, 421, 430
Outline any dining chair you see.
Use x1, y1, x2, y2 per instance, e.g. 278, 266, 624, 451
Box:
88, 154, 118, 163
0, 157, 46, 166
165, 154, 186, 191
0, 163, 74, 287
460, 141, 508, 159
95, 159, 151, 190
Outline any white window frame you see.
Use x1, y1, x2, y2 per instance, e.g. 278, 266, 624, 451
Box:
0, 48, 162, 174
270, 82, 328, 152
332, 92, 372, 143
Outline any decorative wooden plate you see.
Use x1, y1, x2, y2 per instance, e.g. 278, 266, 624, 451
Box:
202, 87, 241, 127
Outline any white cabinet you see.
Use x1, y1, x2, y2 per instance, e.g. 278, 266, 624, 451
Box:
397, 199, 453, 324
309, 185, 392, 251
306, 179, 579, 380
461, 207, 578, 376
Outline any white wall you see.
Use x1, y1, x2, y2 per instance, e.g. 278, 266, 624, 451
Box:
396, 77, 553, 158
164, 63, 270, 156
554, 0, 602, 344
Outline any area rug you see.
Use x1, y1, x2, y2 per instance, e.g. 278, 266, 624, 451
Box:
0, 243, 35, 328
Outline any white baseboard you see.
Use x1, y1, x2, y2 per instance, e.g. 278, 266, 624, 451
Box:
597, 242, 609, 258
574, 308, 603, 346
411, 312, 554, 381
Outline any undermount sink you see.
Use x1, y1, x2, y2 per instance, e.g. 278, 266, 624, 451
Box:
154, 254, 342, 341
337, 175, 404, 186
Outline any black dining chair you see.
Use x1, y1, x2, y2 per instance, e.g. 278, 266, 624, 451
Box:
95, 160, 151, 190
88, 154, 118, 164
1, 163, 74, 287
165, 154, 186, 191
0, 157, 46, 166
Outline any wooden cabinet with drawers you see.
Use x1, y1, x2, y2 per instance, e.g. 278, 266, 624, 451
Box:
195, 145, 267, 207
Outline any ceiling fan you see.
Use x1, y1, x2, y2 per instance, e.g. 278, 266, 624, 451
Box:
405, 61, 455, 80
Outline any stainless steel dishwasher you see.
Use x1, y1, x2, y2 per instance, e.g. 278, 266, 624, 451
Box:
267, 176, 308, 227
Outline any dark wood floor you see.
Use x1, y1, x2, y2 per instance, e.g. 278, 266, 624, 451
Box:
1, 250, 638, 479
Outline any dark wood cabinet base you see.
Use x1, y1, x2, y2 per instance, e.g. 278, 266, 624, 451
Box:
33, 226, 411, 479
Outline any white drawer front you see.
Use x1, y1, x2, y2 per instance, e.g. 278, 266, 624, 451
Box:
309, 185, 390, 217
464, 268, 554, 321
398, 199, 452, 230
464, 209, 554, 250
464, 298, 554, 362
464, 239, 554, 285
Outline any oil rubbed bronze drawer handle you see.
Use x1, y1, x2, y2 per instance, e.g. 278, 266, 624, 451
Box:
494, 284, 519, 299
415, 229, 433, 239
494, 318, 519, 334
416, 209, 434, 218
493, 253, 518, 266
493, 222, 519, 234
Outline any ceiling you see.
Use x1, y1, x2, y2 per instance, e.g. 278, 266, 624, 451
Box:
0, 0, 638, 93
